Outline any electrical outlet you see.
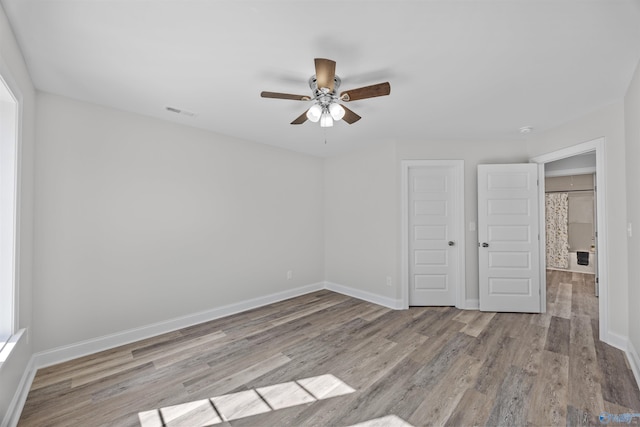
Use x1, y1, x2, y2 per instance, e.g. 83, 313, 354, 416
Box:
386, 276, 392, 287
287, 270, 293, 280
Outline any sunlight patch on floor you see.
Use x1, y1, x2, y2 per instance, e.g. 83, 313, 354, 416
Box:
347, 414, 414, 427
162, 399, 220, 426
256, 381, 316, 410
211, 389, 270, 421
138, 374, 356, 426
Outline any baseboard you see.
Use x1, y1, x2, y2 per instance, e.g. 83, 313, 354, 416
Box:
32, 282, 324, 369
324, 281, 403, 309
28, 281, 401, 369
601, 332, 640, 391
9, 281, 402, 424
464, 299, 479, 310
627, 339, 640, 391
9, 280, 637, 425
606, 330, 629, 352
2, 355, 36, 427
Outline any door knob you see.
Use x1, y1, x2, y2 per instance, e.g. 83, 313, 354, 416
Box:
482, 242, 489, 248
448, 241, 455, 246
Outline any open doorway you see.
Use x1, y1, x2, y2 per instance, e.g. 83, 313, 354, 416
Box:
544, 154, 598, 292
531, 138, 609, 343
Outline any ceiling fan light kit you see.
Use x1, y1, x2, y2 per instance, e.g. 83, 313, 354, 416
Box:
320, 111, 333, 128
306, 104, 323, 122
261, 58, 390, 128
329, 103, 345, 121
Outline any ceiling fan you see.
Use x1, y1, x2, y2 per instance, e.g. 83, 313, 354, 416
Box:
260, 58, 391, 127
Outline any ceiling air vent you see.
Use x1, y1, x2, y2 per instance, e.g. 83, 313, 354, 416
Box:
165, 106, 197, 117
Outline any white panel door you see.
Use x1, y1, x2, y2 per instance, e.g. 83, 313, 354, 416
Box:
478, 164, 541, 312
409, 165, 459, 306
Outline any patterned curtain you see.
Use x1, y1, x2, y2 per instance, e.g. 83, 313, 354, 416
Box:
545, 193, 569, 269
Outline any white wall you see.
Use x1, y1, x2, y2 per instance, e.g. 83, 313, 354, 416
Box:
527, 102, 629, 340
324, 115, 632, 344
624, 60, 640, 359
323, 139, 529, 306
0, 3, 36, 422
31, 90, 630, 361
34, 93, 324, 351
324, 141, 397, 301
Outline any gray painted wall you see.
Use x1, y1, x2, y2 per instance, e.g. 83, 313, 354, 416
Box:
625, 58, 640, 364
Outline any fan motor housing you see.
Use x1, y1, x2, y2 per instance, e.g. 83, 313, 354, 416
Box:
309, 75, 341, 95
309, 75, 341, 106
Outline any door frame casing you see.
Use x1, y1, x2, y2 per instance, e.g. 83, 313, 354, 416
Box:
401, 160, 466, 309
530, 137, 608, 342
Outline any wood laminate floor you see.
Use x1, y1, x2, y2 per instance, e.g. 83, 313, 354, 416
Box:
19, 271, 640, 426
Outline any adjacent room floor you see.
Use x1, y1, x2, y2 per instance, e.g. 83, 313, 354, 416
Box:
18, 271, 640, 426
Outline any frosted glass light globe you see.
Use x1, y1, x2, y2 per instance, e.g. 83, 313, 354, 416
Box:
329, 103, 345, 121
306, 104, 322, 122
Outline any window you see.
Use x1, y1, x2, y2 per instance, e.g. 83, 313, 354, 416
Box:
0, 73, 18, 354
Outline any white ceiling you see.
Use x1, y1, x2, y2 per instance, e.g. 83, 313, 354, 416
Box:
2, 1, 640, 157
